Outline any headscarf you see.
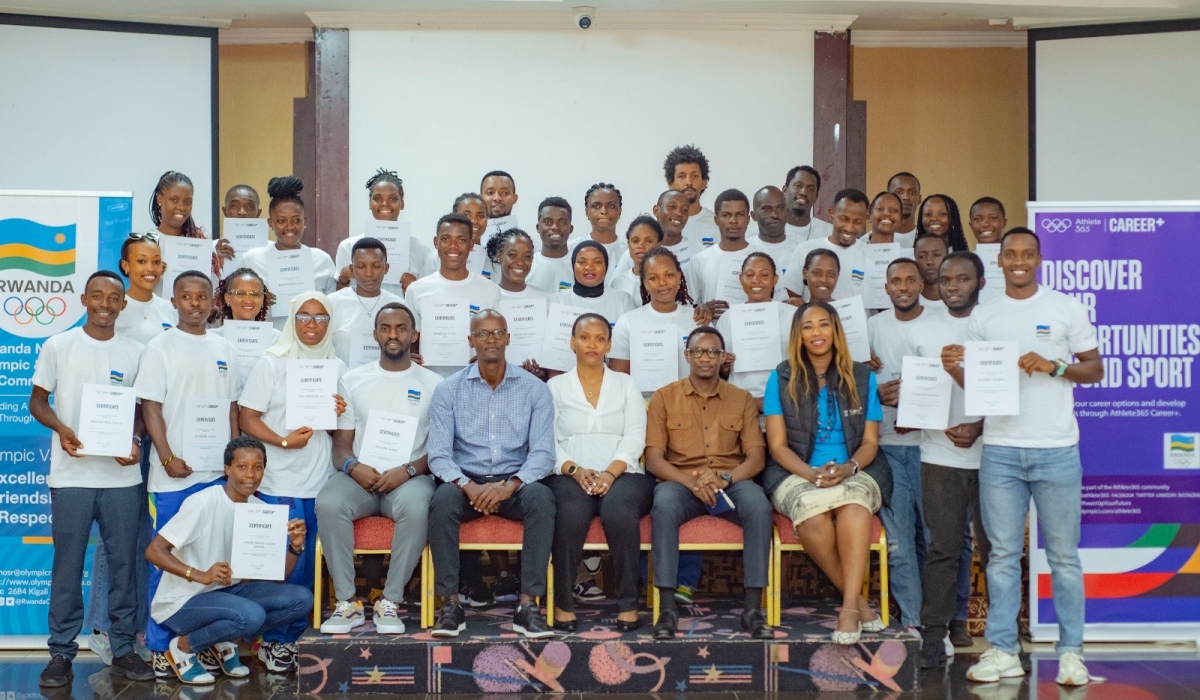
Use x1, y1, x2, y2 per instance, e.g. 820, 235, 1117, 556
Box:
264, 290, 336, 359
571, 240, 609, 299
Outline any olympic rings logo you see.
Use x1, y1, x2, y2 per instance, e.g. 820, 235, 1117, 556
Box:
1041, 218, 1073, 233
3, 296, 67, 326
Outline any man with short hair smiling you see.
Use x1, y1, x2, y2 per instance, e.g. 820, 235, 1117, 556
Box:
612, 190, 700, 286
968, 197, 1007, 245
481, 170, 519, 221
782, 165, 834, 243
525, 196, 576, 293
748, 185, 802, 277
328, 237, 404, 369
914, 233, 949, 309
663, 145, 719, 247
645, 326, 773, 641
780, 188, 870, 301
688, 188, 758, 316
888, 172, 922, 236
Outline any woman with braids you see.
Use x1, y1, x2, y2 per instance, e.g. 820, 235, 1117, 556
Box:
150, 171, 228, 280
488, 228, 547, 301
917, 194, 970, 253
714, 252, 798, 404
761, 301, 892, 645
335, 169, 435, 295
608, 215, 662, 303
243, 176, 338, 330
801, 248, 841, 305
568, 183, 626, 264
609, 246, 714, 399
210, 269, 281, 367
552, 240, 636, 325
452, 192, 495, 278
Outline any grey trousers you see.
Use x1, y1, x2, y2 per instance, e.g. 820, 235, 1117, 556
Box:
650, 479, 773, 589
48, 485, 142, 659
314, 472, 435, 602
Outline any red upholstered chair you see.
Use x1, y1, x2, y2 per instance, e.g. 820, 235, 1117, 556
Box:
420, 515, 555, 628
312, 517, 414, 628
769, 512, 889, 626
650, 515, 773, 623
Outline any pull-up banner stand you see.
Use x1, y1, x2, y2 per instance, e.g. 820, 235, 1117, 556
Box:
1027, 200, 1200, 643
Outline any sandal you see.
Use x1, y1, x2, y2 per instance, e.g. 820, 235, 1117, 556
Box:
832, 609, 861, 645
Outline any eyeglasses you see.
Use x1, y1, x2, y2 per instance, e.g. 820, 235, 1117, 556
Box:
686, 347, 725, 359
127, 231, 160, 242
471, 329, 508, 340
294, 313, 331, 325
227, 290, 264, 300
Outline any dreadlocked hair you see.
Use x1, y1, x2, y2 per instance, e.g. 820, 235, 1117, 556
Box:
366, 168, 404, 198
784, 301, 860, 416
917, 194, 970, 253
638, 246, 694, 307
213, 267, 271, 323
267, 176, 305, 214
485, 227, 534, 264
584, 182, 623, 208
150, 171, 205, 238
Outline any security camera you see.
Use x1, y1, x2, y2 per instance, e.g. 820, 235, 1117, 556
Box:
574, 7, 594, 29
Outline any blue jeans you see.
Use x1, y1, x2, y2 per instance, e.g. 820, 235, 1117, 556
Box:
879, 445, 926, 627
979, 445, 1084, 655
87, 437, 153, 636
255, 494, 317, 643
162, 580, 311, 652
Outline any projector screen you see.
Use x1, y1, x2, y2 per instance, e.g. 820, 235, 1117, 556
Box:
0, 15, 216, 234
1032, 22, 1200, 201
348, 28, 814, 239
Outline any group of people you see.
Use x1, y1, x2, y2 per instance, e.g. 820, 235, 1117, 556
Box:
35, 144, 1103, 691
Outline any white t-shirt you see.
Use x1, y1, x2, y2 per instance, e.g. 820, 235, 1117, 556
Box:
404, 272, 502, 331
335, 232, 438, 298
243, 244, 338, 329
682, 206, 720, 249
967, 287, 1099, 448
135, 329, 242, 493
238, 353, 346, 498
608, 268, 645, 305
908, 308, 981, 469
552, 288, 636, 329
151, 485, 262, 623
687, 243, 761, 305
745, 234, 802, 278
714, 301, 795, 398
921, 296, 946, 310
116, 295, 175, 346
610, 303, 698, 397
499, 286, 551, 302
327, 287, 404, 368
784, 218, 834, 244
612, 238, 701, 293
867, 310, 925, 446
32, 328, 144, 488
779, 238, 864, 300
337, 361, 443, 465
524, 252, 575, 294
567, 234, 626, 269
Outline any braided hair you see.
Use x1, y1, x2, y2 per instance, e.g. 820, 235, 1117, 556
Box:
150, 171, 205, 238
742, 250, 777, 275
213, 267, 271, 322
917, 194, 970, 253
485, 227, 534, 264
366, 168, 404, 198
584, 182, 623, 208
638, 246, 695, 307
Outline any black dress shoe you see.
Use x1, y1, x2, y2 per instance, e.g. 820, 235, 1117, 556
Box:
653, 610, 679, 640
552, 618, 578, 633
513, 601, 555, 639
741, 609, 774, 639
919, 635, 948, 669
616, 617, 642, 633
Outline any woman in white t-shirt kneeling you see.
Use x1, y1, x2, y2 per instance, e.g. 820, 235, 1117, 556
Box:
146, 436, 310, 684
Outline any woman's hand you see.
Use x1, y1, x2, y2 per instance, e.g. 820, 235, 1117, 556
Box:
589, 470, 616, 497
814, 462, 854, 488
215, 238, 236, 261
283, 427, 313, 450
400, 272, 417, 292
287, 518, 306, 550
165, 456, 193, 479
693, 304, 715, 326
198, 562, 232, 587
523, 358, 548, 381
333, 394, 347, 416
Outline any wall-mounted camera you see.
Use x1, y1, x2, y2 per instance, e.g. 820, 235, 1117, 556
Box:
574, 7, 595, 30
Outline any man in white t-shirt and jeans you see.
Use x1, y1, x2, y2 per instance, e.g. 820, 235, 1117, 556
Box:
955, 229, 1103, 687
317, 302, 443, 635
33, 271, 154, 687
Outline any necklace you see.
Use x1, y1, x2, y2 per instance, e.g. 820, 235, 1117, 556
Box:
356, 293, 383, 317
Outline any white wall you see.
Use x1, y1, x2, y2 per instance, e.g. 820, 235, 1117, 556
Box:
348, 28, 814, 239
0, 22, 213, 234
1035, 28, 1200, 201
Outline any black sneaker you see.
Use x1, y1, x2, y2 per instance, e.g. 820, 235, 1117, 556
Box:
257, 642, 294, 673
151, 651, 172, 679
432, 599, 466, 638
40, 654, 73, 688
460, 580, 494, 608
111, 651, 155, 681
919, 635, 948, 669
741, 609, 774, 639
512, 601, 554, 639
492, 570, 521, 603
950, 619, 974, 647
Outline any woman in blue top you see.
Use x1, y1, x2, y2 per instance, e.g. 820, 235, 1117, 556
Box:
760, 301, 893, 645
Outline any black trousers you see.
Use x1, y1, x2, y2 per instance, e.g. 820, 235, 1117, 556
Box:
428, 479, 555, 598
548, 473, 652, 613
920, 462, 992, 641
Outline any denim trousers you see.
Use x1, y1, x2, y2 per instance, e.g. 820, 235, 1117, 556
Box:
878, 444, 926, 627
979, 444, 1084, 655
162, 580, 312, 652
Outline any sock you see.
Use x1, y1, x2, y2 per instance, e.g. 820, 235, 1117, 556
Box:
658, 588, 677, 614
745, 587, 762, 613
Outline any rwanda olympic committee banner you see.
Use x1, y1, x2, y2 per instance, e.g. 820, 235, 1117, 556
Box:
0, 191, 129, 641
1028, 201, 1200, 643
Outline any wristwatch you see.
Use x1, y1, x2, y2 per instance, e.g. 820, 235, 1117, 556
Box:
1051, 358, 1069, 378
719, 472, 733, 485
288, 544, 304, 556
456, 477, 471, 488
565, 463, 579, 477
280, 438, 289, 448
848, 459, 861, 474
405, 464, 417, 478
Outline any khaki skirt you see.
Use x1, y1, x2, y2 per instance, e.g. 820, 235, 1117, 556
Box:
771, 471, 882, 527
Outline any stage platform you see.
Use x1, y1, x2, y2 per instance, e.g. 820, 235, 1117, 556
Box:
296, 598, 919, 694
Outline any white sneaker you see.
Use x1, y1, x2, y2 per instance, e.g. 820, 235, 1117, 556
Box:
1056, 652, 1102, 686
88, 632, 113, 665
320, 600, 365, 634
944, 634, 955, 658
373, 598, 406, 634
966, 648, 1025, 683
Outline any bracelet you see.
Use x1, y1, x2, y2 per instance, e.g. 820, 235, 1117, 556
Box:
848, 459, 860, 474
184, 567, 193, 582
288, 544, 304, 556
599, 471, 616, 482
161, 453, 177, 468
342, 458, 357, 474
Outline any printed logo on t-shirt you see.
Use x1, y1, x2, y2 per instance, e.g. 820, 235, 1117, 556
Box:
160, 322, 173, 331
1165, 433, 1199, 469
481, 270, 491, 279
469, 305, 480, 317
217, 359, 228, 375
701, 237, 715, 247
558, 281, 572, 290
851, 269, 865, 283
1036, 324, 1051, 339
407, 388, 421, 404
109, 370, 125, 385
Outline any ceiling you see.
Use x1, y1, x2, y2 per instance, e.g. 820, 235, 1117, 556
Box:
1, 0, 1197, 31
